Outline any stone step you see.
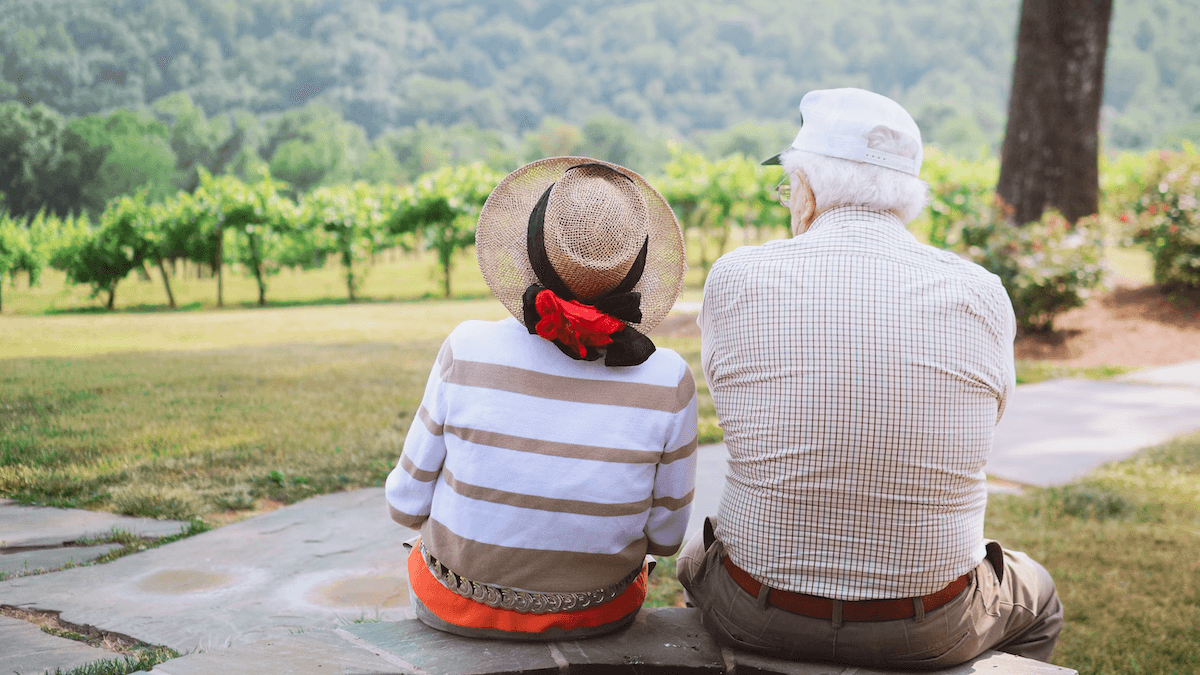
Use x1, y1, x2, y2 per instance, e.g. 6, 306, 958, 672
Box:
0, 499, 189, 550
0, 615, 123, 675
146, 608, 1077, 675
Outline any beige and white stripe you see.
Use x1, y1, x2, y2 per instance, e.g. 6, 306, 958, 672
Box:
386, 316, 699, 592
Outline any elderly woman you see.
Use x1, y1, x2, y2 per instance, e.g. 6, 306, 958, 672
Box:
386, 158, 699, 640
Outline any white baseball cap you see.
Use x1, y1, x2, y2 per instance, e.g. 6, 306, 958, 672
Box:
762, 88, 923, 176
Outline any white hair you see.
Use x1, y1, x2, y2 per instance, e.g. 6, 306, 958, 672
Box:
781, 141, 930, 225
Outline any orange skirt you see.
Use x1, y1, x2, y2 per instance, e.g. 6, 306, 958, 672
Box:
406, 545, 647, 635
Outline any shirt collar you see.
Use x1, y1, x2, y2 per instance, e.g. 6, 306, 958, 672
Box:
803, 205, 907, 235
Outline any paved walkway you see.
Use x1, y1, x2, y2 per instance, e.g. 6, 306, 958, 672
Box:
2, 359, 1199, 674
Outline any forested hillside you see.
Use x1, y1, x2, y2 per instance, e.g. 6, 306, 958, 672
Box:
2, 0, 1197, 156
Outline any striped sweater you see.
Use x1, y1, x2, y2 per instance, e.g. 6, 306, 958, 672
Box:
386, 317, 699, 593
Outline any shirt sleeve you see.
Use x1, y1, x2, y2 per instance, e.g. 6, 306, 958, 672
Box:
644, 365, 699, 556
699, 255, 748, 384
385, 339, 452, 530
979, 273, 1018, 423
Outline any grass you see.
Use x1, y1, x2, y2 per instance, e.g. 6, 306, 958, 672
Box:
1, 337, 450, 516
645, 430, 1200, 675
0, 522, 211, 582
2, 247, 1183, 674
0, 606, 180, 674
985, 432, 1200, 674
45, 648, 179, 675
0, 293, 1135, 520
1016, 361, 1136, 384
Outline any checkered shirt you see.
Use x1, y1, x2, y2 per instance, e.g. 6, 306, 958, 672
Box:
699, 205, 1016, 601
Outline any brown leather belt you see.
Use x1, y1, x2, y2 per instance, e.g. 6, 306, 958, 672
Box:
722, 556, 970, 622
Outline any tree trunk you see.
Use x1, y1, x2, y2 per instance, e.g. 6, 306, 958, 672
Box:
156, 258, 177, 309
106, 284, 117, 310
997, 0, 1113, 226
215, 235, 224, 308
344, 251, 356, 302
250, 236, 267, 306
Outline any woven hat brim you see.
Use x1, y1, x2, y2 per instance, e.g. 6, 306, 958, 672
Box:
476, 157, 685, 335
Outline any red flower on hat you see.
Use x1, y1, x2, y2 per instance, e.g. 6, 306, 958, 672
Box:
534, 289, 624, 358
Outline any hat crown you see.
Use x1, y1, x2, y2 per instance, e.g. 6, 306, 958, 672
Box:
476, 156, 685, 335
788, 88, 923, 175
543, 166, 649, 301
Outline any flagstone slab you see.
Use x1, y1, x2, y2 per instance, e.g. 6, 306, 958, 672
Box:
989, 379, 1200, 486
0, 543, 124, 577
0, 615, 121, 675
726, 648, 1076, 674
144, 609, 1075, 675
147, 629, 403, 675
1117, 359, 1200, 388
0, 489, 416, 654
0, 499, 189, 549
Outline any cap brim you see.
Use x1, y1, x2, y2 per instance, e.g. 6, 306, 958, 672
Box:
761, 153, 782, 166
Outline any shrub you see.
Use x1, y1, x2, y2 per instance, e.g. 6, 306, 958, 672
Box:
959, 202, 1107, 332
917, 148, 999, 248
1128, 147, 1200, 290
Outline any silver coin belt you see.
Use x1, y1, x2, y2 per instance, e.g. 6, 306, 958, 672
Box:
420, 542, 642, 614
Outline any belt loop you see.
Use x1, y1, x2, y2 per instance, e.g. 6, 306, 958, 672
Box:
756, 584, 771, 610
831, 599, 843, 628
912, 596, 926, 623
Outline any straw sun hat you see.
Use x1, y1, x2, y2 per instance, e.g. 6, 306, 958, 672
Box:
476, 157, 685, 366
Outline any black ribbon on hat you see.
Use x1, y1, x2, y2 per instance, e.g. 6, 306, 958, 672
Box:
521, 165, 656, 367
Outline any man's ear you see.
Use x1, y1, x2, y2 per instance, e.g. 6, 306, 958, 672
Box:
791, 171, 817, 235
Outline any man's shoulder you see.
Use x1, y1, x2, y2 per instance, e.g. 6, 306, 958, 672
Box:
708, 240, 795, 276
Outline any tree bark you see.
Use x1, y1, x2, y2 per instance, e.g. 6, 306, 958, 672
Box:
106, 284, 117, 310
215, 235, 224, 308
156, 258, 177, 309
997, 0, 1114, 226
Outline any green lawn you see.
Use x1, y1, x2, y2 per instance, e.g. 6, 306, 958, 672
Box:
4, 261, 1185, 675
0, 295, 1132, 516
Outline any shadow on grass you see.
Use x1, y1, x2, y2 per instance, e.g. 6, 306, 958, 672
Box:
40, 292, 496, 315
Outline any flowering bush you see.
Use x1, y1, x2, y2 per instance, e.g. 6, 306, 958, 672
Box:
917, 149, 999, 249
1128, 148, 1200, 290
959, 202, 1107, 332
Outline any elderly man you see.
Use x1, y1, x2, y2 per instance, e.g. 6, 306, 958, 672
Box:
677, 88, 1063, 669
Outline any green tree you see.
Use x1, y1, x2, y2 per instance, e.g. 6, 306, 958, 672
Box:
301, 183, 392, 301
164, 175, 232, 307
0, 102, 76, 219
151, 92, 244, 192
197, 170, 297, 306
373, 121, 516, 183
388, 163, 500, 298
51, 196, 155, 310
67, 110, 179, 213
261, 104, 370, 194
0, 211, 44, 312
657, 149, 780, 278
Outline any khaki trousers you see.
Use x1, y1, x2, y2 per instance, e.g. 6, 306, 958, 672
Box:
676, 524, 1063, 669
